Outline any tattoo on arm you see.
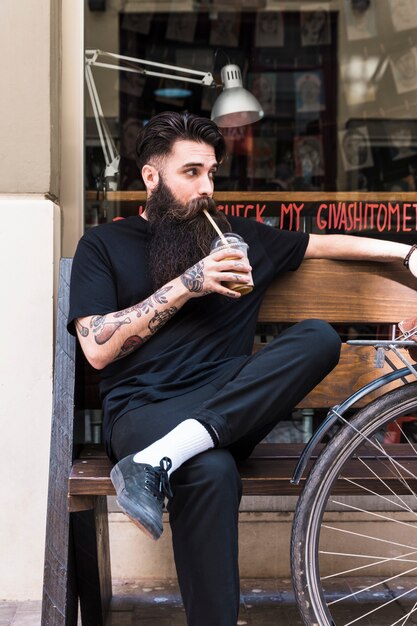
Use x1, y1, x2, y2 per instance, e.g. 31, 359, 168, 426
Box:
90, 288, 178, 362
114, 306, 176, 360
148, 307, 178, 333
115, 335, 144, 360
114, 286, 173, 318
76, 320, 89, 337
181, 261, 205, 293
91, 315, 132, 345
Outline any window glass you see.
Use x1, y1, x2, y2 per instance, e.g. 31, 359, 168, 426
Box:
85, 1, 417, 241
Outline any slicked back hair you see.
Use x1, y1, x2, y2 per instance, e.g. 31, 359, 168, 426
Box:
135, 111, 226, 176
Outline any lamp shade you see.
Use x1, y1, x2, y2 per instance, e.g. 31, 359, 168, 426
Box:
211, 64, 264, 128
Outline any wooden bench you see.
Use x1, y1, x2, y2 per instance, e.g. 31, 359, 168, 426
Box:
42, 256, 417, 625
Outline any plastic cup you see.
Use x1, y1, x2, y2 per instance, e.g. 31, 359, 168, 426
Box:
210, 232, 254, 295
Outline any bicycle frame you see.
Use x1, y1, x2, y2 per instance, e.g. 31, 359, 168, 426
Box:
291, 338, 417, 485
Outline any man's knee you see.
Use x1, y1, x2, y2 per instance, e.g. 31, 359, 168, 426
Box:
299, 318, 341, 369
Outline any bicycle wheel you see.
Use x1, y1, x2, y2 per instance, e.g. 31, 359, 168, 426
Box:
291, 381, 417, 626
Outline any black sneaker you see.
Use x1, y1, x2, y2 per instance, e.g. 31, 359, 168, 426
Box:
110, 455, 173, 540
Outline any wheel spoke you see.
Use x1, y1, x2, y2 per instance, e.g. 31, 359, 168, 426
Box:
343, 586, 417, 626
319, 548, 417, 579
394, 601, 417, 626
291, 384, 417, 626
338, 414, 417, 483
328, 499, 417, 532
322, 523, 417, 551
326, 564, 417, 605
339, 475, 417, 514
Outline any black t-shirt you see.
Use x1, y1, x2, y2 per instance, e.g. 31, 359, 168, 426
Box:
68, 215, 309, 448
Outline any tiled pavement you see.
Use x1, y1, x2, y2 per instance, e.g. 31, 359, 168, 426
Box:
3, 577, 417, 625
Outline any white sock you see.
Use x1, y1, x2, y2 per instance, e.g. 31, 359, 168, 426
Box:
133, 419, 215, 475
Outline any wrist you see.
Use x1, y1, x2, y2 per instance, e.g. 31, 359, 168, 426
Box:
404, 244, 417, 269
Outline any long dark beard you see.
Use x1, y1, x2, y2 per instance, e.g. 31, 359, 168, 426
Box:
146, 178, 231, 289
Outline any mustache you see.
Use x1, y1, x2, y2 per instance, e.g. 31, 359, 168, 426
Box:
157, 195, 218, 223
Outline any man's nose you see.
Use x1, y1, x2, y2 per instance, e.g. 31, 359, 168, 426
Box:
198, 175, 214, 196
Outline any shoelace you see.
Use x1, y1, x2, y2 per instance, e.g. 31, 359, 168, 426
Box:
143, 457, 173, 499
158, 457, 173, 499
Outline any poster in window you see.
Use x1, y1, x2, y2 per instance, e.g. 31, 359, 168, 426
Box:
247, 137, 276, 179
385, 120, 417, 161
254, 11, 284, 47
210, 12, 241, 47
300, 7, 331, 46
166, 12, 197, 43
390, 47, 417, 95
294, 71, 325, 113
248, 73, 277, 115
294, 135, 324, 178
344, 0, 377, 41
388, 0, 417, 32
339, 126, 374, 171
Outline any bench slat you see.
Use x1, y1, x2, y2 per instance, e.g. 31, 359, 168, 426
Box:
259, 259, 417, 324
69, 443, 417, 505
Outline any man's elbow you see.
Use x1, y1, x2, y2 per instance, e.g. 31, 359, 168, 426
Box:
88, 356, 108, 371
82, 345, 111, 370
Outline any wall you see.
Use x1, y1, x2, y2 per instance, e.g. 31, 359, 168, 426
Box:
0, 0, 60, 600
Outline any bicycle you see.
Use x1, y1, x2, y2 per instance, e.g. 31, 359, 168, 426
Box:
290, 320, 417, 625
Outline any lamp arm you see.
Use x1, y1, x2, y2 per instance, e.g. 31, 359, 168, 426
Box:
85, 62, 120, 189
85, 64, 118, 165
85, 49, 216, 87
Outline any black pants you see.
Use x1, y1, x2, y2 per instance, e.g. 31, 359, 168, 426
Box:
111, 319, 341, 626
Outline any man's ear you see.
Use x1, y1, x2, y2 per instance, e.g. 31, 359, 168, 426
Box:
142, 164, 159, 192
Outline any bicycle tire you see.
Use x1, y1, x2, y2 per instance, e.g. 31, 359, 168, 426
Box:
291, 381, 417, 626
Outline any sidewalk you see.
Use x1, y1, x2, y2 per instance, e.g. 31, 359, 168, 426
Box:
1, 579, 302, 625
3, 577, 417, 625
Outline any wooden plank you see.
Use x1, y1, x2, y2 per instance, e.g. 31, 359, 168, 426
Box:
42, 258, 79, 626
258, 259, 417, 324
72, 507, 105, 626
69, 444, 417, 498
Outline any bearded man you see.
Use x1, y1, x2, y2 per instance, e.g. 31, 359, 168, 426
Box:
68, 111, 417, 626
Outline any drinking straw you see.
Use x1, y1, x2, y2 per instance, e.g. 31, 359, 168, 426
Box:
203, 209, 228, 245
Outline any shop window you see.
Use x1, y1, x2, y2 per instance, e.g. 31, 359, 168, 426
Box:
85, 2, 417, 238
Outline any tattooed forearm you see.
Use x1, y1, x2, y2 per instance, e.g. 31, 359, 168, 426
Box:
148, 307, 178, 334
114, 307, 176, 361
91, 315, 132, 345
181, 261, 205, 293
76, 319, 89, 337
115, 335, 145, 360
114, 286, 173, 318
153, 286, 174, 304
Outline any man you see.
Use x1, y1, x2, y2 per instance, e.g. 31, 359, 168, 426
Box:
68, 111, 417, 626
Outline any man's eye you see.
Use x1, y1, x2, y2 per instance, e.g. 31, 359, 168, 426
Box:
209, 171, 216, 180
185, 168, 197, 176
